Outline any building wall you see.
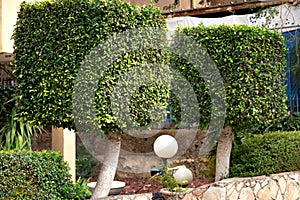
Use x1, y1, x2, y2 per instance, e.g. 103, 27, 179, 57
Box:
1, 0, 19, 53
0, 0, 36, 53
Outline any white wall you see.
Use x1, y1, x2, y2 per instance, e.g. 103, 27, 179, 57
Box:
1, 0, 37, 53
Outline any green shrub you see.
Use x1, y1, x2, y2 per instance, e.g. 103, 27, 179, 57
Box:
76, 142, 98, 179
0, 87, 15, 127
0, 150, 91, 199
0, 87, 43, 150
174, 24, 287, 130
230, 131, 300, 177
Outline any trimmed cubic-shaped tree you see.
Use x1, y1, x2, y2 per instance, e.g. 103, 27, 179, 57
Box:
173, 24, 287, 180
13, 0, 168, 198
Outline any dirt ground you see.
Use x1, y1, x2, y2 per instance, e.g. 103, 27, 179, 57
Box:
88, 176, 212, 195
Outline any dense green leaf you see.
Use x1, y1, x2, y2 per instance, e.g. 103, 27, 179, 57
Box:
13, 0, 167, 131
173, 24, 287, 131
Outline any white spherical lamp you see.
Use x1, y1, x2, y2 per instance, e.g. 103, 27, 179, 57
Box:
173, 167, 193, 185
153, 135, 178, 159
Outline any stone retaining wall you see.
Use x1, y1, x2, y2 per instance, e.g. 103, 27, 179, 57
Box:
98, 171, 300, 200
182, 171, 300, 200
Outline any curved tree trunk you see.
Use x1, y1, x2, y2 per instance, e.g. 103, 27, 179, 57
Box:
215, 126, 232, 182
91, 137, 121, 199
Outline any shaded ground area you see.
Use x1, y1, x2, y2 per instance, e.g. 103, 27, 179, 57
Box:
116, 177, 212, 195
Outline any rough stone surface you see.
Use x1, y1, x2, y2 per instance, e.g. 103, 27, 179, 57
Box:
270, 180, 279, 199
250, 181, 256, 187
284, 181, 300, 200
239, 188, 255, 200
276, 193, 283, 200
226, 183, 236, 196
182, 193, 194, 200
261, 179, 269, 188
289, 173, 299, 181
236, 182, 244, 192
279, 177, 287, 195
98, 171, 300, 200
256, 187, 271, 200
202, 187, 226, 200
253, 182, 261, 195
117, 154, 162, 178
228, 188, 239, 200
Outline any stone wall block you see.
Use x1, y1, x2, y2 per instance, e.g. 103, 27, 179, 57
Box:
202, 187, 226, 200
288, 173, 299, 181
275, 193, 283, 200
239, 187, 255, 200
261, 178, 269, 188
226, 183, 236, 196
250, 181, 256, 187
228, 188, 239, 200
253, 182, 261, 195
278, 177, 287, 195
284, 181, 300, 200
270, 179, 279, 199
236, 182, 244, 192
256, 187, 271, 200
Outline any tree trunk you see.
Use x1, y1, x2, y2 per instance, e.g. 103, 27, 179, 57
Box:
91, 137, 121, 199
215, 126, 232, 182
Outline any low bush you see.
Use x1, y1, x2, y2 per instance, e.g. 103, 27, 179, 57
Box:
230, 131, 300, 177
0, 150, 91, 199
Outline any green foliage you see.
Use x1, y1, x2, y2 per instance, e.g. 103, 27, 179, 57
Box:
0, 87, 15, 127
230, 131, 300, 177
263, 113, 300, 132
76, 142, 98, 179
152, 167, 186, 192
0, 87, 43, 150
13, 0, 167, 130
234, 113, 300, 144
161, 168, 178, 191
250, 7, 279, 28
0, 150, 91, 199
250, 6, 295, 28
174, 24, 287, 130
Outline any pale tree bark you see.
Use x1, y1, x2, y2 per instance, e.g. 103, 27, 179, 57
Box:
91, 138, 121, 199
215, 126, 233, 182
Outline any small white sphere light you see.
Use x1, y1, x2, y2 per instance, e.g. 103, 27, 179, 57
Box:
173, 167, 193, 185
153, 135, 178, 158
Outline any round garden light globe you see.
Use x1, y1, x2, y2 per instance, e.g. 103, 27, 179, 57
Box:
153, 135, 178, 158
173, 167, 193, 185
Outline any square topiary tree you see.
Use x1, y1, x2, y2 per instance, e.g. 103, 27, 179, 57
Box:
12, 0, 168, 198
173, 24, 288, 181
